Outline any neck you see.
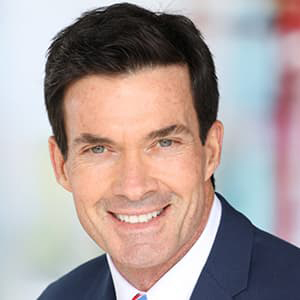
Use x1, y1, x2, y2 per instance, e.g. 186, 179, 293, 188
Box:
112, 184, 215, 291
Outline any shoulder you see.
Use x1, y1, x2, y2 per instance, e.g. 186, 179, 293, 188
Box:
238, 219, 300, 297
38, 254, 109, 300
218, 193, 300, 271
215, 193, 300, 297
251, 227, 300, 283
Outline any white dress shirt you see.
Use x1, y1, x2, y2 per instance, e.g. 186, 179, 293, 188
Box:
107, 194, 222, 300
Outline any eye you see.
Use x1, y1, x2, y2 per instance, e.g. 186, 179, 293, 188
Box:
90, 145, 106, 153
158, 139, 173, 147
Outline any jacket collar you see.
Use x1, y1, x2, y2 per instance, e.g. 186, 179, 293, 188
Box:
86, 256, 116, 300
191, 193, 254, 299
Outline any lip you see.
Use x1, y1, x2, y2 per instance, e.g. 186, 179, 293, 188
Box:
108, 204, 170, 230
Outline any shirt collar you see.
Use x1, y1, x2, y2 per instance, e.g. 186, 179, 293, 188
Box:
107, 194, 222, 300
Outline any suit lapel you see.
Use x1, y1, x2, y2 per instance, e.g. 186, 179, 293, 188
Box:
191, 193, 254, 299
86, 256, 116, 300
190, 269, 232, 300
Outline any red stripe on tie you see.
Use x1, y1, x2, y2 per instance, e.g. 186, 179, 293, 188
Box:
132, 293, 142, 300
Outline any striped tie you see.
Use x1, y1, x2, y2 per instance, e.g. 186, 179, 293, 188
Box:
132, 293, 147, 300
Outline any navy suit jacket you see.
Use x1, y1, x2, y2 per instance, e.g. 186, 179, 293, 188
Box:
38, 194, 300, 299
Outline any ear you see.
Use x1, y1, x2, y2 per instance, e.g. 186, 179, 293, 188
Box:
48, 136, 72, 192
204, 121, 224, 181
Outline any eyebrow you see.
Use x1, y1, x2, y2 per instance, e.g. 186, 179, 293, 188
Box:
72, 133, 116, 147
72, 124, 192, 147
146, 124, 192, 141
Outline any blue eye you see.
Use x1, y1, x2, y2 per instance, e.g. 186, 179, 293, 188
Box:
91, 145, 106, 153
158, 139, 173, 147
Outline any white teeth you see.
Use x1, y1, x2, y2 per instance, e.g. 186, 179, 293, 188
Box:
115, 209, 163, 224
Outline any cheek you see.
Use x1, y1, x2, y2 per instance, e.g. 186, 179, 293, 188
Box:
154, 150, 204, 194
156, 151, 206, 228
66, 164, 114, 249
66, 161, 114, 206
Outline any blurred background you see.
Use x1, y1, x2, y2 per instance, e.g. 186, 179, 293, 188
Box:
1, 0, 300, 299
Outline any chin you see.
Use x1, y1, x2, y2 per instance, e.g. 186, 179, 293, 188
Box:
114, 244, 171, 270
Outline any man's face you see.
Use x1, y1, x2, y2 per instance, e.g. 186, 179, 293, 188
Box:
50, 65, 222, 271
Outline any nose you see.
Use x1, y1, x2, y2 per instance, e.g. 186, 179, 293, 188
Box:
112, 150, 157, 201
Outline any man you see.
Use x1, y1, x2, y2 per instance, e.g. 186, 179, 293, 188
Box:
39, 3, 300, 299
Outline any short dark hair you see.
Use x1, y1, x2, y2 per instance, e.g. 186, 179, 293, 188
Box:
45, 2, 219, 188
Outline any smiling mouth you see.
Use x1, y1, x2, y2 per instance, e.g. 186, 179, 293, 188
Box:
112, 208, 165, 224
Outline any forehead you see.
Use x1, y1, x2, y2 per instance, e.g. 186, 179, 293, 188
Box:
63, 65, 198, 138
